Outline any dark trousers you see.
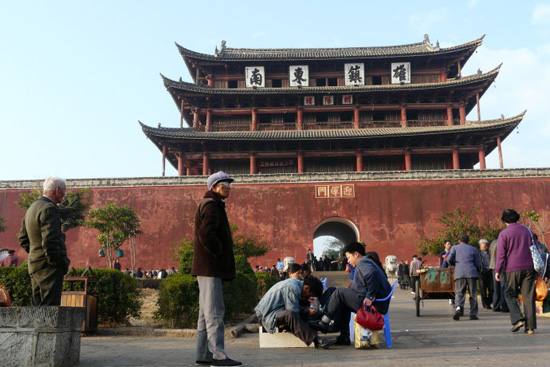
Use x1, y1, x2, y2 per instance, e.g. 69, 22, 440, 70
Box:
30, 267, 64, 306
325, 287, 364, 338
504, 270, 537, 330
275, 310, 316, 346
454, 278, 478, 317
411, 276, 420, 292
492, 272, 509, 312
478, 270, 494, 308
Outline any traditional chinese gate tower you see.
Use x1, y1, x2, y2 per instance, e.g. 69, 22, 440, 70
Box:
141, 35, 522, 175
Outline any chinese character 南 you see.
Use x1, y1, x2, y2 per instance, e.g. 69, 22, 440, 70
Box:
393, 64, 408, 82
250, 68, 263, 86
293, 67, 307, 85
348, 65, 363, 84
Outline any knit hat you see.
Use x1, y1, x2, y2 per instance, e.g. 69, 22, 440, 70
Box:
207, 171, 234, 190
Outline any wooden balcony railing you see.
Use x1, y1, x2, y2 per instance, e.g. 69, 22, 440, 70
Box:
197, 120, 451, 132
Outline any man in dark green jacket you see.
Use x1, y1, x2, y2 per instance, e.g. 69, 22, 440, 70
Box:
192, 171, 241, 367
18, 177, 69, 306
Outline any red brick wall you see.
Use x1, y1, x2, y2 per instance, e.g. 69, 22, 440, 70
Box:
1, 177, 549, 271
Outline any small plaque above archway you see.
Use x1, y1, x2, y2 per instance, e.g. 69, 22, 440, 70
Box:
315, 184, 355, 198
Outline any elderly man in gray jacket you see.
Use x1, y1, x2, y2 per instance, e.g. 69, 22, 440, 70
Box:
446, 234, 481, 321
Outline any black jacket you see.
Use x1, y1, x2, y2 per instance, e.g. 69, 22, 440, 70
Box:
191, 191, 236, 281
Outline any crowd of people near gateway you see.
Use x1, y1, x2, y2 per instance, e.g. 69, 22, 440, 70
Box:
189, 171, 548, 367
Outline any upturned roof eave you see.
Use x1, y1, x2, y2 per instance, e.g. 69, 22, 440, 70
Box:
139, 111, 524, 143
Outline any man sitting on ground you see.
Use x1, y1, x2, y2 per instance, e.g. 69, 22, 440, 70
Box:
255, 276, 335, 349
317, 242, 391, 346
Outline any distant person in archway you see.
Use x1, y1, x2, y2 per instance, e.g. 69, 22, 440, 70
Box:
306, 249, 315, 271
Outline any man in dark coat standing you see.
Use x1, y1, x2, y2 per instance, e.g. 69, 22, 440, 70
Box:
192, 171, 241, 367
18, 177, 69, 306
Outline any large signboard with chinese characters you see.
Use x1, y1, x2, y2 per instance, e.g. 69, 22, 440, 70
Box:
315, 184, 355, 198
391, 62, 411, 84
344, 63, 365, 86
245, 66, 265, 88
289, 65, 309, 87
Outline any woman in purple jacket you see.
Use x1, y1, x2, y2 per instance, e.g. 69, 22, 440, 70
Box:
494, 209, 537, 334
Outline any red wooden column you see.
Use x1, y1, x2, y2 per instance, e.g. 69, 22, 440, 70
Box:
180, 100, 185, 128
459, 103, 466, 125
400, 104, 407, 127
478, 146, 486, 169
177, 154, 184, 176
297, 151, 304, 173
202, 153, 209, 175
193, 110, 200, 130
186, 168, 191, 176
457, 60, 462, 78
404, 150, 412, 171
356, 150, 363, 172
206, 110, 212, 132
251, 108, 257, 131
297, 107, 303, 130
440, 69, 447, 82
497, 136, 504, 168
476, 91, 481, 121
162, 145, 166, 177
452, 148, 460, 169
353, 106, 360, 129
249, 153, 256, 174
206, 74, 214, 88
447, 105, 453, 126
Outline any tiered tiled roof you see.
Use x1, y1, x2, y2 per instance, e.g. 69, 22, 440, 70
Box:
162, 65, 499, 97
177, 35, 483, 61
140, 112, 524, 142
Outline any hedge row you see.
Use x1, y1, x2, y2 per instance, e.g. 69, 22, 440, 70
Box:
0, 266, 141, 325
155, 271, 278, 329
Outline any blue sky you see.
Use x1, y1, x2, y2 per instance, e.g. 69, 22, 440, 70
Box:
1, 1, 549, 181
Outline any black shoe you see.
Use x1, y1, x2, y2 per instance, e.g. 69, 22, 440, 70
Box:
453, 310, 461, 321
334, 335, 351, 346
469, 315, 479, 320
511, 320, 525, 332
314, 336, 336, 349
196, 362, 213, 366
210, 358, 242, 366
309, 320, 330, 334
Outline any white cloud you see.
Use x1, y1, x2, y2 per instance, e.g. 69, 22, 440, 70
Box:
532, 3, 550, 26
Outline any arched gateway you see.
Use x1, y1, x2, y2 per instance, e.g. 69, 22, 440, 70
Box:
313, 217, 360, 249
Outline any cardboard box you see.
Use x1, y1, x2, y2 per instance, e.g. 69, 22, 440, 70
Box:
259, 326, 313, 348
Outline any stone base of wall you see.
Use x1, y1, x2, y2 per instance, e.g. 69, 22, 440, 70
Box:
0, 307, 85, 367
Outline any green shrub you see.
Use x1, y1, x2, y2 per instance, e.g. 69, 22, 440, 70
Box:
254, 272, 278, 300
234, 255, 253, 274
155, 271, 258, 329
223, 271, 257, 320
0, 266, 32, 306
155, 273, 199, 328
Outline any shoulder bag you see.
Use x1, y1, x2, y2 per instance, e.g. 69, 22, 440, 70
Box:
528, 228, 546, 275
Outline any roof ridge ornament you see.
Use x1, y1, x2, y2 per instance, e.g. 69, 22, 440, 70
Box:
423, 34, 440, 51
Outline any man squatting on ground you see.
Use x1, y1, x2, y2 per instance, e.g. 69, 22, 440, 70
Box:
18, 177, 70, 306
192, 171, 242, 367
255, 276, 336, 349
318, 242, 391, 345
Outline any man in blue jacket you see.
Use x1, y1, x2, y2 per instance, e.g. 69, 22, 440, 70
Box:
318, 242, 391, 345
446, 234, 481, 321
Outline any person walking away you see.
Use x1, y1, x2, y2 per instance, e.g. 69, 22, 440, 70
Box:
446, 234, 481, 321
192, 172, 242, 367
478, 239, 493, 309
18, 177, 70, 306
495, 209, 537, 334
410, 255, 422, 294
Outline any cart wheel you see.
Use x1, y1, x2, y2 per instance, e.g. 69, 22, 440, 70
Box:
415, 279, 421, 317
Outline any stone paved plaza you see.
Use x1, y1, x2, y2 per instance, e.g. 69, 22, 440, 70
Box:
80, 288, 550, 367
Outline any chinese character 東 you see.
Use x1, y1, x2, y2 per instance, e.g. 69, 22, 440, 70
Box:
293, 67, 307, 85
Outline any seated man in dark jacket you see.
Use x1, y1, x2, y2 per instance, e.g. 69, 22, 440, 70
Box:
318, 242, 391, 345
